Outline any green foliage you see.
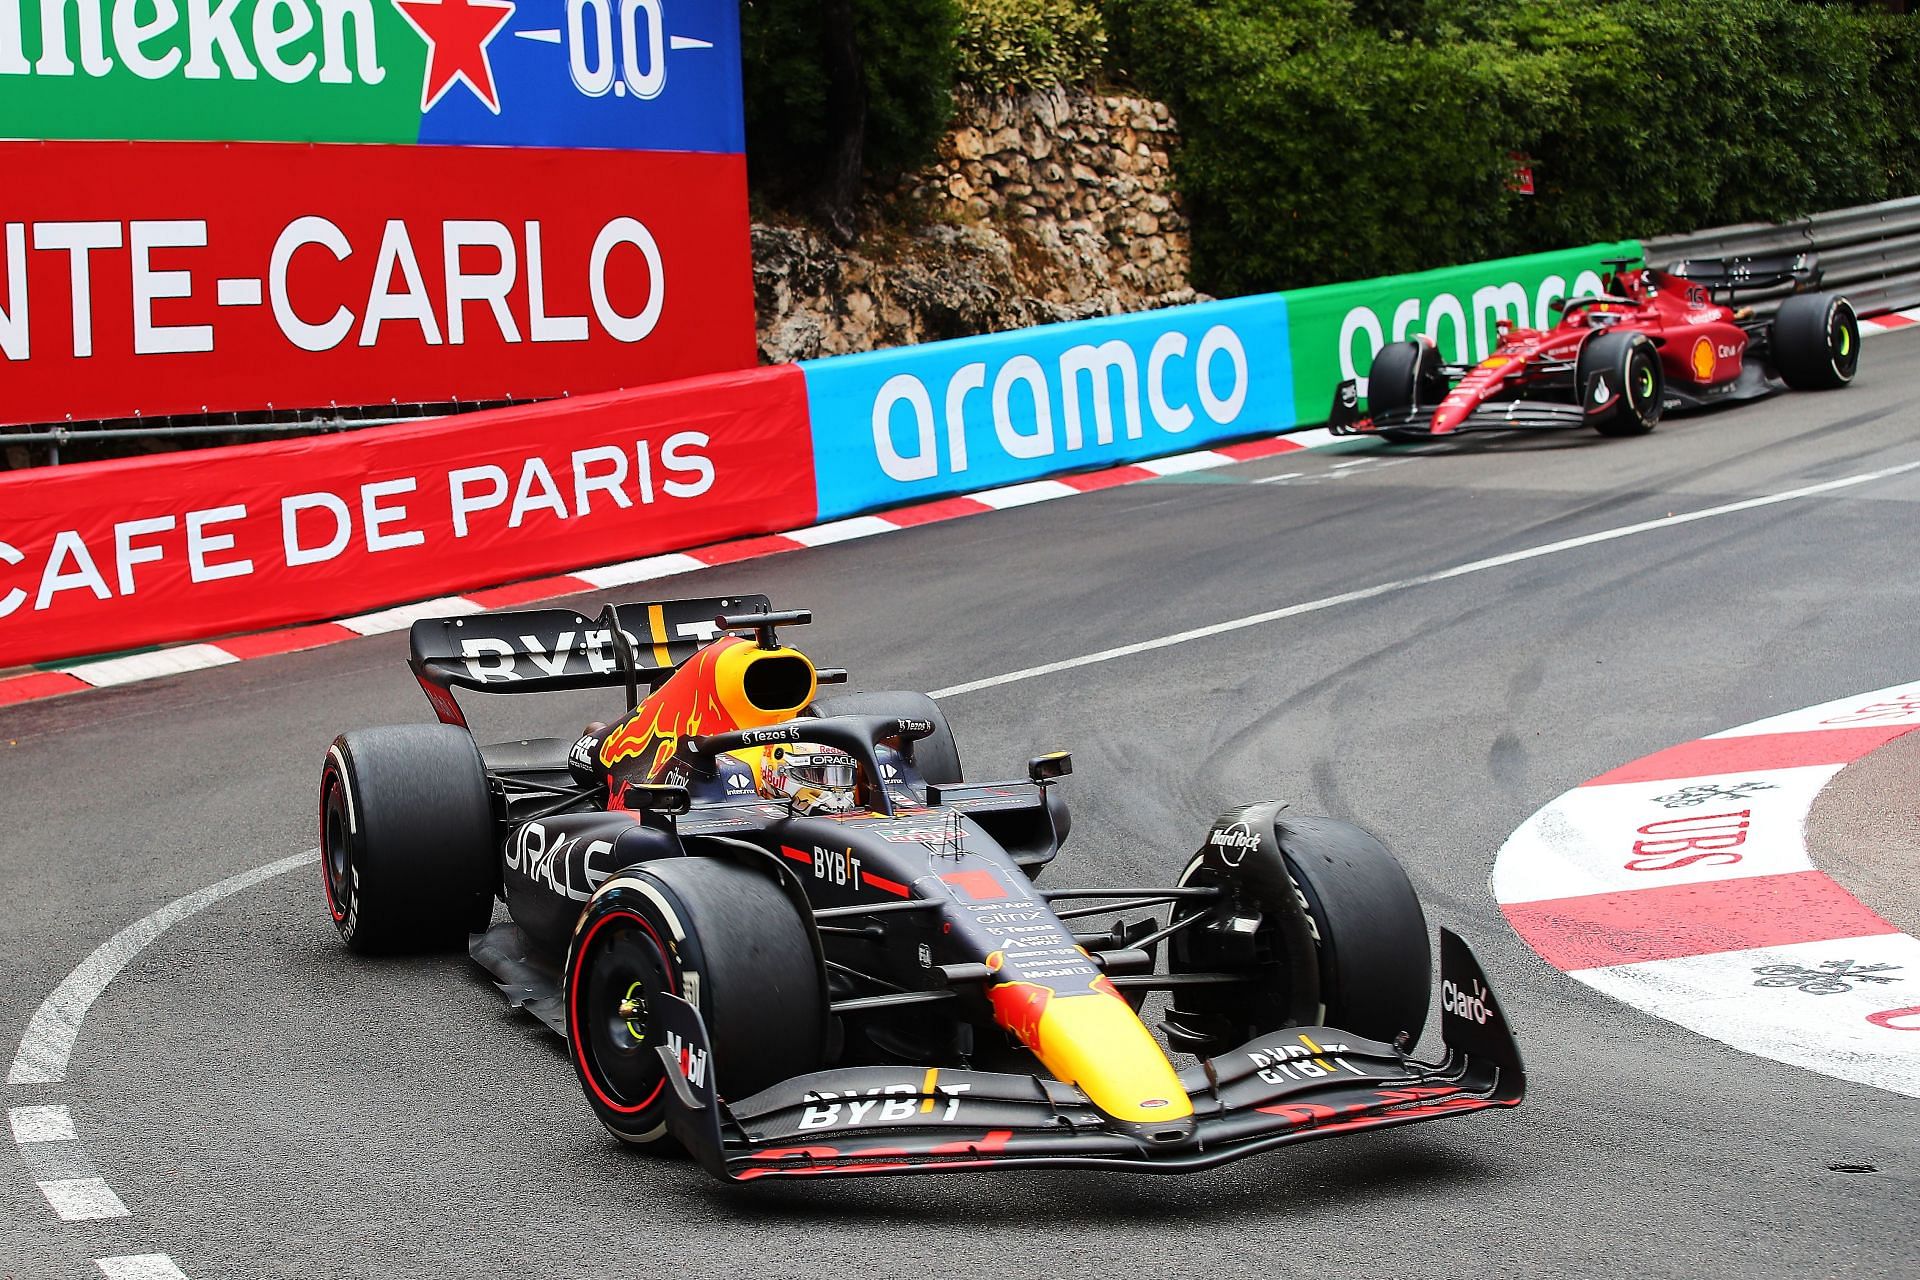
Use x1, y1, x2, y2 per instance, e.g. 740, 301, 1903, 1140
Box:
1104, 0, 1920, 296
740, 0, 960, 202
956, 0, 1108, 94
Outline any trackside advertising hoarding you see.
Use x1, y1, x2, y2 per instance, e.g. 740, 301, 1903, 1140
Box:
800, 240, 1639, 521
803, 296, 1295, 521
0, 366, 813, 668
0, 0, 752, 426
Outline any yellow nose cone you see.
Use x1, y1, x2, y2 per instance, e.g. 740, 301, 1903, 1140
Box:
1005, 987, 1193, 1122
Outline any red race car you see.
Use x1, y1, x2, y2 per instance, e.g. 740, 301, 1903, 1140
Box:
1329, 254, 1860, 442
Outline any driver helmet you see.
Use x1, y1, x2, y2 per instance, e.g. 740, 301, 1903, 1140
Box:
761, 742, 860, 815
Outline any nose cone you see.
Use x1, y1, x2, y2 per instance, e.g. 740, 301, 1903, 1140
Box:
993, 984, 1194, 1123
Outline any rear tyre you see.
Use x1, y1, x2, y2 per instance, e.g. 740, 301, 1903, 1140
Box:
319, 725, 495, 954
1772, 292, 1859, 390
810, 689, 962, 784
565, 858, 826, 1146
1167, 812, 1429, 1054
1366, 339, 1448, 425
1578, 331, 1663, 436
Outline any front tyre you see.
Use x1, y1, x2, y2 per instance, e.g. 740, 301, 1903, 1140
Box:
1772, 292, 1859, 390
566, 858, 826, 1146
319, 725, 494, 953
1578, 331, 1663, 436
1167, 810, 1429, 1055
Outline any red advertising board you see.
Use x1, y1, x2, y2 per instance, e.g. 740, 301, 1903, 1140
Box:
0, 140, 755, 426
0, 365, 814, 668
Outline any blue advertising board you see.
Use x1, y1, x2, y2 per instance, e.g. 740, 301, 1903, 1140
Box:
801, 296, 1297, 521
414, 0, 745, 152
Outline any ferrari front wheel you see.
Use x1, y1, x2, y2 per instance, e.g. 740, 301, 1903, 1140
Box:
565, 858, 826, 1147
1579, 331, 1664, 436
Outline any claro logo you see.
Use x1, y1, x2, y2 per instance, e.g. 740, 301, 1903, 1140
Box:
869, 324, 1250, 483
1340, 271, 1608, 392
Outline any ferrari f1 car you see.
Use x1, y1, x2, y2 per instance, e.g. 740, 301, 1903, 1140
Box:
319, 595, 1524, 1180
1329, 254, 1860, 442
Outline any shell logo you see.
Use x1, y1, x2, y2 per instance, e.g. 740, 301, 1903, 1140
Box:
1690, 337, 1717, 382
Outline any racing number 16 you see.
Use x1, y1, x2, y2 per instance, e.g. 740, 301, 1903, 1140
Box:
567, 0, 666, 101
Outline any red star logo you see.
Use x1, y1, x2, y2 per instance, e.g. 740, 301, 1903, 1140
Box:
393, 0, 517, 115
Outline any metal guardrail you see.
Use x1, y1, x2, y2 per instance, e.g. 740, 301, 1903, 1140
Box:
1644, 195, 1920, 319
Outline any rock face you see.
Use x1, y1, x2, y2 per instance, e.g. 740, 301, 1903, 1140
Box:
755, 87, 1198, 364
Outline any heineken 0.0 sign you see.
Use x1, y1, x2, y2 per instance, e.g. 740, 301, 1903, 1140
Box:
0, 0, 753, 427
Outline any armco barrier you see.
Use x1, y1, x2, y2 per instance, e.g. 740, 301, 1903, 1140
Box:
802, 294, 1292, 521
1644, 196, 1920, 321
0, 366, 813, 669
799, 239, 1637, 520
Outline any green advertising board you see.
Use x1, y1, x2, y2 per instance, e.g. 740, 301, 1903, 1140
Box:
0, 0, 426, 141
1283, 240, 1643, 425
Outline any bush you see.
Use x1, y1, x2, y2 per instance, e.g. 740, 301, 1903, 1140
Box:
740, 0, 960, 206
956, 0, 1107, 95
1105, 0, 1919, 296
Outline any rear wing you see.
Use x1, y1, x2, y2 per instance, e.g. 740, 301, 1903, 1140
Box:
409, 594, 770, 727
1663, 252, 1821, 297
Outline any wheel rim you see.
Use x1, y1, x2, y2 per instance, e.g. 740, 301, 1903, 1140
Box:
574, 910, 674, 1113
1629, 348, 1659, 419
1831, 306, 1860, 379
321, 774, 353, 925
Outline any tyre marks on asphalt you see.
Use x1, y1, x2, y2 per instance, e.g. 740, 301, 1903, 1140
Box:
1493, 682, 1920, 1097
6, 852, 315, 1276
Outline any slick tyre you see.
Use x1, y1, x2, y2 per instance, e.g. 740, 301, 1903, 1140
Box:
1168, 813, 1429, 1054
1367, 339, 1448, 429
1578, 331, 1663, 436
319, 725, 495, 954
811, 689, 963, 784
566, 858, 826, 1147
1772, 292, 1859, 390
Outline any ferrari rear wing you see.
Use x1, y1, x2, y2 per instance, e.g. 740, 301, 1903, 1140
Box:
1664, 252, 1821, 297
408, 594, 769, 727
651, 929, 1525, 1181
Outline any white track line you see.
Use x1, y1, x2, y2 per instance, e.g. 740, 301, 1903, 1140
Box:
9, 1103, 76, 1143
8, 852, 317, 1086
929, 456, 1920, 698
96, 1254, 191, 1279
38, 1177, 129, 1220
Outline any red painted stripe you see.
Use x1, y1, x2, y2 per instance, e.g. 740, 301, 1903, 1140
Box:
685, 535, 805, 566
1581, 725, 1913, 786
217, 622, 360, 659
881, 496, 994, 527
463, 575, 593, 609
779, 845, 813, 865
1216, 436, 1307, 461
1056, 465, 1157, 492
0, 671, 90, 706
1869, 312, 1917, 328
863, 871, 910, 898
1502, 871, 1898, 970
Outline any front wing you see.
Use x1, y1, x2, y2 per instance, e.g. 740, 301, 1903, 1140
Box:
651, 929, 1524, 1181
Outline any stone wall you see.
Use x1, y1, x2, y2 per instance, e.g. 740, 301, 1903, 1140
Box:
754, 87, 1198, 365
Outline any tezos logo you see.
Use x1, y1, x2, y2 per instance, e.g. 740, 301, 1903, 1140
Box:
1441, 977, 1493, 1025
1207, 821, 1261, 867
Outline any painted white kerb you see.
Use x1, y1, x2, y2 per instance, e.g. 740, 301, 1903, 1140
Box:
8, 852, 316, 1086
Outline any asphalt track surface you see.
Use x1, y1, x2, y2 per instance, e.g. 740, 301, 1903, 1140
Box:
4, 336, 1919, 1278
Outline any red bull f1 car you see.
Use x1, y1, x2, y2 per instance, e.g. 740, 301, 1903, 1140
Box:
1329, 254, 1860, 442
319, 595, 1524, 1180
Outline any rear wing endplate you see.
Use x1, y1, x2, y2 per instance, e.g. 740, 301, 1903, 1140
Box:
409, 594, 769, 727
